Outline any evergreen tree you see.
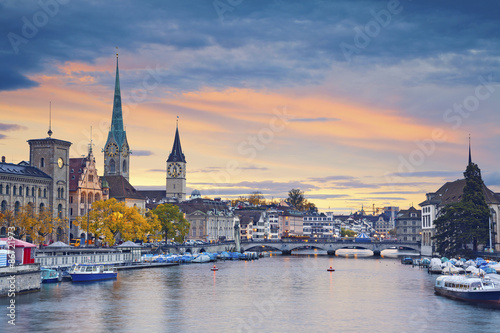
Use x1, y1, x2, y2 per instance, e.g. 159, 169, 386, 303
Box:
433, 161, 490, 257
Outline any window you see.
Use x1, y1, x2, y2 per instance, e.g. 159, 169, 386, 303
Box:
70, 208, 73, 216
19, 187, 23, 196
88, 175, 93, 182
69, 196, 73, 204
32, 187, 35, 196
14, 201, 20, 215
6, 185, 10, 194
38, 188, 42, 197
13, 186, 16, 196
122, 160, 127, 173
40, 158, 45, 168
44, 189, 47, 198
110, 160, 115, 173
0, 184, 2, 194
57, 204, 63, 219
1, 201, 6, 213
61, 188, 64, 199
39, 203, 44, 212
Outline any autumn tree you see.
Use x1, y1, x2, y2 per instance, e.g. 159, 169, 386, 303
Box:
248, 191, 265, 206
152, 204, 190, 242
287, 188, 305, 210
27, 207, 66, 245
77, 198, 154, 245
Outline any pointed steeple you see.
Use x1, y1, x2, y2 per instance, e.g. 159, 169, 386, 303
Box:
468, 134, 472, 166
108, 51, 125, 146
167, 119, 186, 162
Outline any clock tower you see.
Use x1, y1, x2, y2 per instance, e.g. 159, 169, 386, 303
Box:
166, 121, 186, 201
104, 52, 130, 181
28, 131, 72, 221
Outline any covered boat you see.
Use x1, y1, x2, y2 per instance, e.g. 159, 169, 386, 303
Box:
69, 264, 117, 282
434, 275, 500, 307
41, 268, 60, 283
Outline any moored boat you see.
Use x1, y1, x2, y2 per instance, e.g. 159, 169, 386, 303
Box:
41, 268, 60, 283
434, 275, 500, 307
69, 264, 118, 282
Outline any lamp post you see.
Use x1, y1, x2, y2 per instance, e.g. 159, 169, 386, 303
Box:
86, 203, 90, 247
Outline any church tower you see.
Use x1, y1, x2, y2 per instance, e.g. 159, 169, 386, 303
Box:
104, 52, 130, 181
28, 129, 72, 221
166, 120, 186, 201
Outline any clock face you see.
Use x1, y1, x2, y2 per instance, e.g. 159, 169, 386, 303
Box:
122, 144, 129, 157
168, 162, 183, 178
106, 143, 119, 157
57, 157, 64, 168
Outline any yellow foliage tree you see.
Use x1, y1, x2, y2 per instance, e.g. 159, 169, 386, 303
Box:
77, 199, 157, 245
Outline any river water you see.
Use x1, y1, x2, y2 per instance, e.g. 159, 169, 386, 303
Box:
2, 250, 500, 333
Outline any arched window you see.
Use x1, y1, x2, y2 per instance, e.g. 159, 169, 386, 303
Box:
6, 185, 10, 195
1, 200, 7, 213
88, 193, 93, 206
0, 184, 2, 194
27, 202, 34, 216
38, 188, 41, 197
14, 201, 20, 215
32, 187, 35, 197
57, 226, 63, 241
40, 158, 45, 168
70, 208, 73, 216
44, 188, 47, 198
13, 186, 16, 196
80, 192, 86, 204
57, 188, 61, 198
39, 203, 44, 212
122, 160, 127, 173
95, 193, 100, 202
19, 186, 23, 196
110, 159, 116, 173
57, 204, 63, 219
61, 188, 64, 199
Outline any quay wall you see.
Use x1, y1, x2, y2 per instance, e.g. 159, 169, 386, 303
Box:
0, 264, 40, 297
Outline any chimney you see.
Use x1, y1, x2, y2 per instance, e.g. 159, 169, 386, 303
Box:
1, 156, 5, 163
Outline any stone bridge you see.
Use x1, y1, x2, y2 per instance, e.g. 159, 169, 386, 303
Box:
160, 241, 237, 255
160, 240, 420, 256
241, 240, 421, 256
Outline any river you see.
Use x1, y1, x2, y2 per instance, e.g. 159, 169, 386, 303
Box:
2, 250, 500, 333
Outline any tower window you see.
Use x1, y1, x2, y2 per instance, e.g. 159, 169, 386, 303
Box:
40, 158, 45, 168
122, 160, 127, 173
110, 159, 115, 173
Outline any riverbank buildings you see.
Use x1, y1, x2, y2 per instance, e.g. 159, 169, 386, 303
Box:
419, 146, 500, 256
0, 132, 71, 241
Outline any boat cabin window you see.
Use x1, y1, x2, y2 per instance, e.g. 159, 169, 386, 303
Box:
86, 266, 93, 272
470, 282, 481, 290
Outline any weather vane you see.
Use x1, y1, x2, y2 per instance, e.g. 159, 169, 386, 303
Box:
116, 46, 118, 58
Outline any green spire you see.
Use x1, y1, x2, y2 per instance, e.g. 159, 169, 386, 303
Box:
107, 53, 126, 146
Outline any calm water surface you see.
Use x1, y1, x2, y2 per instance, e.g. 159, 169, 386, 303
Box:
2, 250, 500, 333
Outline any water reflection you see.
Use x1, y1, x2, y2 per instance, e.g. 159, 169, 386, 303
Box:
2, 253, 500, 333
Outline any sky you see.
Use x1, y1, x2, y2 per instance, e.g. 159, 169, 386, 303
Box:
1, 0, 500, 214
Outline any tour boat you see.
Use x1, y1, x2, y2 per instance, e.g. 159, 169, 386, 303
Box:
434, 275, 500, 307
41, 268, 60, 283
69, 264, 118, 282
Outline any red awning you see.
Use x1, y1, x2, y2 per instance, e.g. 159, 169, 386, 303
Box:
0, 238, 36, 248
